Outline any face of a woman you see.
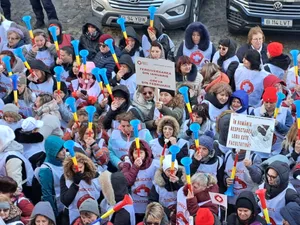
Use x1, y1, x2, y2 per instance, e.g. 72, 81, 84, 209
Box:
72, 61, 80, 75
199, 145, 209, 158
216, 91, 229, 104
80, 212, 98, 225
7, 32, 20, 47
83, 129, 95, 141
33, 69, 45, 81
242, 58, 251, 70
163, 125, 174, 139
133, 149, 146, 160
180, 63, 192, 75
120, 120, 132, 136
192, 31, 200, 45
35, 215, 49, 225
164, 168, 177, 178
142, 87, 154, 101
159, 92, 172, 105
218, 45, 229, 57
73, 162, 85, 173
237, 208, 252, 221
192, 113, 203, 125
34, 96, 42, 109
192, 182, 206, 194
34, 35, 46, 48
0, 208, 9, 220
231, 98, 242, 111
250, 33, 263, 50
17, 83, 26, 94
150, 46, 162, 59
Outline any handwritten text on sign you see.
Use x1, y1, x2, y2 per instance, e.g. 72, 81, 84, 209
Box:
136, 57, 176, 91
226, 113, 275, 153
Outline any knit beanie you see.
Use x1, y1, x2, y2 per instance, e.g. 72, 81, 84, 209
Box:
163, 154, 178, 172
79, 198, 100, 216
262, 87, 278, 103
160, 88, 175, 97
236, 198, 254, 212
267, 42, 283, 58
113, 89, 127, 99
7, 27, 24, 39
199, 132, 214, 153
293, 163, 300, 180
3, 103, 19, 114
195, 208, 214, 225
99, 34, 114, 44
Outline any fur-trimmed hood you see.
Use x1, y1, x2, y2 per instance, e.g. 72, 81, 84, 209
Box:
63, 152, 97, 184
154, 166, 186, 187
157, 115, 180, 137
99, 171, 129, 206
185, 22, 211, 51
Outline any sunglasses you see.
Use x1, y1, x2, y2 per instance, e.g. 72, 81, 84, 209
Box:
99, 44, 107, 48
218, 46, 227, 51
142, 91, 153, 96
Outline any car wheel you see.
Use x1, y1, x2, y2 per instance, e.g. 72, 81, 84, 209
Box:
189, 0, 201, 23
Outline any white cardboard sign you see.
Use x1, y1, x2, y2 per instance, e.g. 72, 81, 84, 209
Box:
226, 113, 275, 153
135, 57, 176, 91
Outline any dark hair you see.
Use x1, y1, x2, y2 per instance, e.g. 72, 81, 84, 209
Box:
150, 41, 162, 50
244, 49, 261, 71
192, 103, 210, 123
0, 176, 18, 194
78, 122, 98, 140
116, 111, 135, 122
176, 56, 192, 73
0, 50, 16, 68
61, 46, 75, 60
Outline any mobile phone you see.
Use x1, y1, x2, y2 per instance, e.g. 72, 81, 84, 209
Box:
80, 90, 87, 95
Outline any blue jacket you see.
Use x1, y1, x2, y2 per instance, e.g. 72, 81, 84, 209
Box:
38, 136, 65, 216
280, 202, 300, 225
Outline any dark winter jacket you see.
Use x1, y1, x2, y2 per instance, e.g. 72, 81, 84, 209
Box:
280, 202, 300, 225
227, 191, 267, 225
264, 160, 300, 204
110, 54, 135, 86
102, 85, 144, 130
264, 53, 291, 71
121, 139, 153, 186
236, 43, 268, 64
175, 63, 199, 82
176, 22, 216, 61
93, 45, 122, 80
148, 167, 184, 218
229, 90, 249, 114
79, 17, 103, 60
119, 26, 144, 58
47, 19, 73, 48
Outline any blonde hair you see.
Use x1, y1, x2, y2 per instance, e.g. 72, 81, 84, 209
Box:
145, 202, 164, 221
247, 26, 265, 44
209, 82, 232, 95
201, 63, 220, 87
3, 111, 22, 122
283, 122, 297, 149
191, 173, 217, 188
0, 194, 11, 203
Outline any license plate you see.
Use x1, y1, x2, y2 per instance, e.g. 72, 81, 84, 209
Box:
121, 15, 147, 24
262, 18, 293, 27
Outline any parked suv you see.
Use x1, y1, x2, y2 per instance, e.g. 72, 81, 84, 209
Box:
91, 0, 202, 29
226, 0, 300, 33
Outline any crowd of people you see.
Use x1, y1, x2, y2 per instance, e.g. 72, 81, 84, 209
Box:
0, 7, 300, 225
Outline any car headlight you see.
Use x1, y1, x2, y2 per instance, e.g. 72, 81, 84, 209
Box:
92, 0, 104, 12
167, 5, 186, 16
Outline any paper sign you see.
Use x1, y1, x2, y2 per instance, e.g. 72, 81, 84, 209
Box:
136, 57, 176, 91
209, 192, 227, 208
226, 113, 275, 153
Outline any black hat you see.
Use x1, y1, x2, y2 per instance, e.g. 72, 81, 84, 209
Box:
113, 90, 127, 99
236, 198, 254, 212
160, 88, 175, 97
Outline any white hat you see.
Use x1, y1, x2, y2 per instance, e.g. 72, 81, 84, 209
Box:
163, 154, 178, 172
21, 117, 44, 132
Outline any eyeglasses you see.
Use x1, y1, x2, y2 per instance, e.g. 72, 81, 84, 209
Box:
142, 92, 153, 96
267, 173, 277, 180
145, 222, 160, 225
218, 46, 227, 51
8, 37, 19, 41
99, 44, 107, 48
252, 38, 263, 42
0, 208, 9, 213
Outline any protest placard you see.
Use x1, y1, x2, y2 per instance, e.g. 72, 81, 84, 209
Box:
136, 57, 176, 91
226, 113, 275, 153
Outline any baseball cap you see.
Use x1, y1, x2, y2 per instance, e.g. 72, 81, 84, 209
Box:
21, 117, 44, 132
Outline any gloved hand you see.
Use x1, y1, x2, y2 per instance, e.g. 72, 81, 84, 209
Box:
73, 172, 83, 185
186, 129, 192, 137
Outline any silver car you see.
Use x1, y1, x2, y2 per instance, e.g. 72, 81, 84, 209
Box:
91, 0, 202, 29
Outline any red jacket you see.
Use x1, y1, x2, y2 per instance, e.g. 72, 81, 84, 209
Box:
11, 193, 34, 225
183, 184, 219, 216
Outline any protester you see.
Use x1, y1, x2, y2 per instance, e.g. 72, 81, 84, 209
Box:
195, 207, 221, 225
0, 103, 23, 131
54, 46, 75, 84
0, 27, 26, 51
29, 201, 56, 225
0, 194, 23, 225
72, 198, 100, 225
280, 202, 300, 225
137, 202, 169, 225
229, 90, 249, 114
227, 191, 267, 225
147, 41, 165, 60
48, 20, 73, 48
132, 86, 155, 118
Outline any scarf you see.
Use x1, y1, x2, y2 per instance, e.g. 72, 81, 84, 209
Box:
35, 99, 62, 120
205, 92, 228, 109
85, 31, 99, 41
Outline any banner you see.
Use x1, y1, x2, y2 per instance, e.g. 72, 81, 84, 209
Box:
209, 192, 227, 209
136, 57, 176, 91
226, 113, 275, 153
